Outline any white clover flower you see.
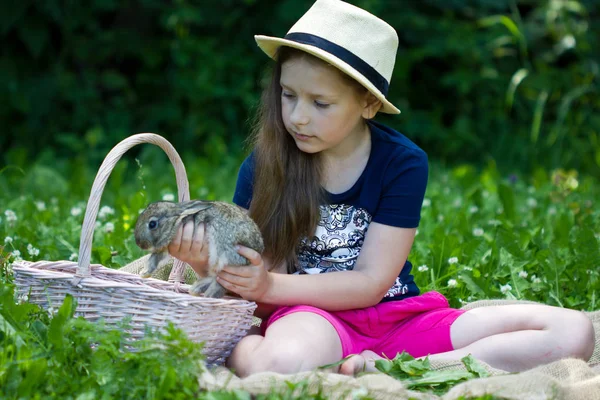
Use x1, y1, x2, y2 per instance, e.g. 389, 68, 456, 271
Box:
500, 284, 512, 294
497, 208, 504, 214
487, 219, 502, 226
95, 221, 103, 229
16, 293, 28, 304
463, 266, 473, 271
560, 34, 576, 49
104, 222, 115, 233
162, 193, 175, 202
448, 257, 459, 265
548, 206, 557, 216
518, 271, 528, 279
70, 207, 82, 217
98, 205, 115, 219
467, 296, 473, 302
422, 198, 431, 207
11, 250, 22, 261
447, 279, 457, 288
35, 201, 46, 211
27, 244, 40, 257
4, 209, 17, 222
528, 186, 535, 193
527, 198, 538, 208
418, 265, 429, 272
532, 277, 542, 284
453, 198, 462, 208
482, 190, 489, 198
415, 229, 419, 236
472, 228, 484, 237
51, 197, 58, 205
437, 215, 444, 222
69, 252, 78, 261
4, 236, 13, 244
469, 206, 479, 213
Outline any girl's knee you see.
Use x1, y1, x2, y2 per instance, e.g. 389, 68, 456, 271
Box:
229, 336, 316, 377
560, 311, 595, 361
227, 334, 265, 376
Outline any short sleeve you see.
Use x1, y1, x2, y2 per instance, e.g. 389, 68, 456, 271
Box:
373, 149, 429, 228
232, 154, 255, 210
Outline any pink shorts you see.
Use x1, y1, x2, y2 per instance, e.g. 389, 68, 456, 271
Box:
262, 291, 466, 358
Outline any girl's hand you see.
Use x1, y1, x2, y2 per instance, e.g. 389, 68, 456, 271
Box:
167, 221, 209, 277
216, 246, 272, 302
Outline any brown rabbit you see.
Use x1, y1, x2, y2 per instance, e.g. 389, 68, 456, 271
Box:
134, 200, 264, 298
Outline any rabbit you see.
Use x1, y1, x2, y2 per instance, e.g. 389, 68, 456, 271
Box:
134, 200, 264, 298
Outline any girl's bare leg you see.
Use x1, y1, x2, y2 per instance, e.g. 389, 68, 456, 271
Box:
339, 304, 595, 375
227, 312, 343, 377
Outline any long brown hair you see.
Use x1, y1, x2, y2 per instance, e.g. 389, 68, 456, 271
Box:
248, 47, 368, 273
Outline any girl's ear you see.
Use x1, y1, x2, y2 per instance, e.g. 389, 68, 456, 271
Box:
361, 92, 382, 120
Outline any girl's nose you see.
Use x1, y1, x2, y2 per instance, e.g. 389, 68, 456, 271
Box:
289, 101, 310, 126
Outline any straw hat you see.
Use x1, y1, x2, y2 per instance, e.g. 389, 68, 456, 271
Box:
255, 0, 400, 114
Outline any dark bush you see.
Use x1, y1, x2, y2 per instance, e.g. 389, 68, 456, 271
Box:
1, 0, 598, 176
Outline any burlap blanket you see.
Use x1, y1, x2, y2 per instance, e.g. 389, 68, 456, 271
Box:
120, 259, 600, 399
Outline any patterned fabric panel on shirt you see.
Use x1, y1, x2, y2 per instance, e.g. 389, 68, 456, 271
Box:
294, 204, 419, 301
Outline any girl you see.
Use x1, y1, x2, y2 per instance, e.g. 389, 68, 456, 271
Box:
169, 0, 595, 377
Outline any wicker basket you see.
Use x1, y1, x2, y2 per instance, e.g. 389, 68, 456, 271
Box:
12, 133, 257, 365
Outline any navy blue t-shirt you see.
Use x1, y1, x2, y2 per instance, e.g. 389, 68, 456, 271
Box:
233, 120, 428, 302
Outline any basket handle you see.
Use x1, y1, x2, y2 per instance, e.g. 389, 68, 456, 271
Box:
76, 133, 190, 282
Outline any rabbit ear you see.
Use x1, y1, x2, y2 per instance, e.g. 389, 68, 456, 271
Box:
179, 201, 213, 216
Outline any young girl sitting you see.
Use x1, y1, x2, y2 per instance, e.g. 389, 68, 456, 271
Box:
168, 0, 595, 377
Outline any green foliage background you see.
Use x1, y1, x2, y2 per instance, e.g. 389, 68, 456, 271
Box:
1, 0, 599, 176
1, 2, 600, 397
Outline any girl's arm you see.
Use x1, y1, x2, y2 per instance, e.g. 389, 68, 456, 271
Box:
218, 222, 416, 311
253, 258, 287, 319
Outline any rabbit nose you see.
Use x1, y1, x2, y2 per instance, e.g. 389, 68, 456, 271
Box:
136, 238, 150, 250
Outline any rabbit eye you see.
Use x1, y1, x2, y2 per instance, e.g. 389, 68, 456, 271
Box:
148, 219, 158, 230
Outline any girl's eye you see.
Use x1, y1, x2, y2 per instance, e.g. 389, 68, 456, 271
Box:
282, 92, 295, 98
315, 101, 330, 109
149, 220, 158, 230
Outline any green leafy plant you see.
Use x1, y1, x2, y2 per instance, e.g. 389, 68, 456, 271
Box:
0, 284, 206, 399
374, 351, 489, 395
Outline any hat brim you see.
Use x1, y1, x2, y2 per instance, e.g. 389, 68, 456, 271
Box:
255, 35, 400, 114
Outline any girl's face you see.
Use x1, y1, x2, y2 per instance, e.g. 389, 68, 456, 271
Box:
280, 56, 372, 157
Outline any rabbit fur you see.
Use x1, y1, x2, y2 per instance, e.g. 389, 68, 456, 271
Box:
134, 200, 264, 298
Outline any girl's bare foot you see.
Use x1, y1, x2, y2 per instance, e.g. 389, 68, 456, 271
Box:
338, 350, 381, 375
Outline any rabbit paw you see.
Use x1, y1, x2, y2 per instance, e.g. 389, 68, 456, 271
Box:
142, 251, 170, 278
189, 276, 215, 296
203, 280, 227, 299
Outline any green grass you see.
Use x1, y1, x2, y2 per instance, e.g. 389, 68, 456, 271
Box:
1, 155, 598, 398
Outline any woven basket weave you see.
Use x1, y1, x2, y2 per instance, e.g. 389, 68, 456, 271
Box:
12, 133, 257, 365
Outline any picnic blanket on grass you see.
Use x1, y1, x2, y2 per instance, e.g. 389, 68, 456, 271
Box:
199, 303, 600, 400
120, 259, 600, 399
